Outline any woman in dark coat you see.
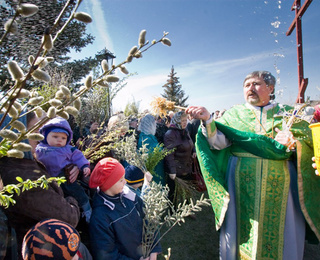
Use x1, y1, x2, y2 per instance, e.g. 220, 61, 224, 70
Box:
163, 111, 196, 202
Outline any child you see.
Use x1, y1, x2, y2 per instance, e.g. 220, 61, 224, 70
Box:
22, 218, 92, 260
36, 117, 92, 223
89, 157, 161, 260
125, 165, 153, 198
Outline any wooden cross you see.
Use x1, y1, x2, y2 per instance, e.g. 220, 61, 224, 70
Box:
286, 0, 313, 103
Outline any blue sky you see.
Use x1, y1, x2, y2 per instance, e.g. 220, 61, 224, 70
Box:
73, 0, 320, 113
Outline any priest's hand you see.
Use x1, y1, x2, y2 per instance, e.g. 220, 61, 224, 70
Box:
274, 128, 296, 150
185, 106, 211, 121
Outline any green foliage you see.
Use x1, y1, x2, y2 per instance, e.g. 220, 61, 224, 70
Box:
114, 134, 174, 174
124, 97, 141, 117
161, 66, 188, 109
0, 175, 66, 208
114, 133, 149, 172
145, 143, 172, 175
0, 140, 10, 157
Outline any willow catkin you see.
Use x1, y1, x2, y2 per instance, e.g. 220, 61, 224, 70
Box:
16, 89, 30, 99
8, 106, 19, 119
8, 61, 24, 80
74, 12, 92, 23
138, 30, 147, 47
31, 69, 51, 82
42, 33, 53, 51
7, 149, 24, 159
49, 99, 62, 107
120, 65, 129, 75
129, 46, 138, 56
10, 120, 26, 133
27, 133, 44, 141
85, 75, 92, 89
57, 111, 69, 120
0, 129, 19, 141
28, 97, 44, 106
55, 90, 65, 99
134, 51, 142, 58
73, 98, 81, 111
161, 38, 172, 47
13, 143, 32, 152
47, 107, 56, 118
126, 55, 133, 63
17, 3, 38, 17
34, 57, 48, 69
101, 60, 109, 72
64, 106, 79, 117
4, 19, 17, 34
59, 85, 71, 97
35, 106, 44, 118
105, 75, 119, 83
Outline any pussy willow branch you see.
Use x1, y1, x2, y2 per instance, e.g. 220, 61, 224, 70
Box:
0, 80, 26, 128
0, 0, 22, 45
0, 0, 80, 127
49, 0, 83, 56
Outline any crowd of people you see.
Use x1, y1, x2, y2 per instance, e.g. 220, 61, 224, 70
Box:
1, 70, 320, 260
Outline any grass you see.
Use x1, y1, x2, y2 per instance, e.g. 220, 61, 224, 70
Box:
158, 191, 220, 260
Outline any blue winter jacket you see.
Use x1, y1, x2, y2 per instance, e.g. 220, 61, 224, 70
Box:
89, 186, 161, 260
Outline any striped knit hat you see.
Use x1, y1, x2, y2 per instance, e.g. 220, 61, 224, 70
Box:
22, 219, 80, 260
125, 165, 144, 185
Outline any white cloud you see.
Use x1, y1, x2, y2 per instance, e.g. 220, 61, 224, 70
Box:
83, 0, 114, 52
112, 48, 298, 113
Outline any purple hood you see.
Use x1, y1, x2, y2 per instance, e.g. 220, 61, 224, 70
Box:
39, 117, 73, 145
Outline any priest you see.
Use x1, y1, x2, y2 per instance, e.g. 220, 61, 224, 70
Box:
186, 71, 319, 260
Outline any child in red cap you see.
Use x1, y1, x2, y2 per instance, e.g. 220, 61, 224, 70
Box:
89, 157, 161, 260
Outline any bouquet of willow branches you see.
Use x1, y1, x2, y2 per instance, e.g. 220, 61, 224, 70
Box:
173, 176, 198, 208
113, 133, 173, 175
141, 181, 211, 258
79, 124, 120, 163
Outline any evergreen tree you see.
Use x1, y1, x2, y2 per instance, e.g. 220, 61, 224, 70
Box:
0, 0, 94, 87
124, 97, 140, 117
161, 66, 188, 108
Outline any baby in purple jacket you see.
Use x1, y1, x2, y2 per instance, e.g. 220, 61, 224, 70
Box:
36, 117, 92, 223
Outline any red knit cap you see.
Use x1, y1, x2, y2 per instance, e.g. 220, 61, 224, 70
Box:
89, 157, 125, 192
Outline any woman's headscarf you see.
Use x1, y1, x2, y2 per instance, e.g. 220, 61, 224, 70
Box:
170, 111, 187, 130
138, 114, 156, 135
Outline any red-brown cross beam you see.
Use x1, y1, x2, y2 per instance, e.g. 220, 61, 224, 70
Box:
286, 0, 313, 103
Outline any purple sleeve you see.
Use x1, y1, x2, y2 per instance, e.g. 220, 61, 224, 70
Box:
70, 148, 90, 169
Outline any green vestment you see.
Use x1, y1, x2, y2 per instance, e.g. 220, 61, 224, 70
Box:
196, 103, 320, 259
